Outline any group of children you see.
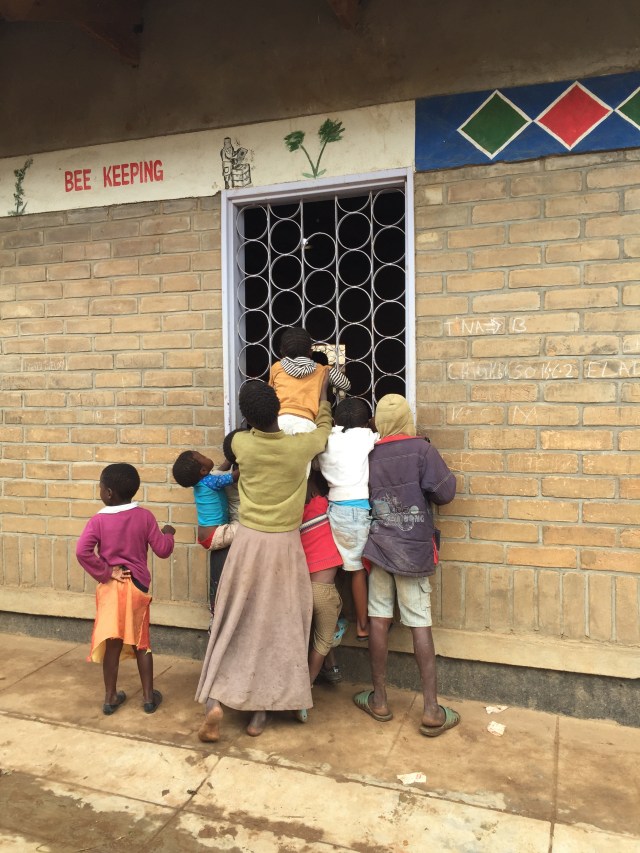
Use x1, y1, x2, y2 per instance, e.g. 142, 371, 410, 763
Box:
77, 325, 458, 739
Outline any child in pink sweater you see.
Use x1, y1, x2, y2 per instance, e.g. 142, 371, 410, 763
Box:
76, 463, 175, 716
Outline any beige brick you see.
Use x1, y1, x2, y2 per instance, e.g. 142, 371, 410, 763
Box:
139, 294, 189, 313
544, 287, 619, 310
415, 185, 444, 206
416, 252, 468, 273
462, 564, 487, 630
447, 178, 507, 203
140, 215, 191, 236
583, 502, 636, 525
622, 334, 640, 353
472, 291, 540, 313
416, 206, 469, 229
540, 430, 611, 450
2, 265, 46, 285
508, 499, 578, 522
508, 404, 578, 426
509, 267, 580, 288
92, 220, 140, 241
544, 382, 617, 403
142, 332, 191, 350
446, 404, 503, 425
508, 220, 580, 243
3, 516, 47, 535
66, 317, 111, 334
562, 573, 586, 640
469, 475, 537, 496
166, 389, 205, 406
140, 254, 191, 275
546, 240, 619, 264
584, 406, 640, 426
44, 225, 91, 244
440, 564, 464, 627
438, 496, 504, 518
145, 370, 193, 387
472, 245, 541, 268
545, 335, 617, 357
470, 520, 538, 543
92, 259, 139, 278
416, 295, 469, 316
5, 481, 46, 497
24, 462, 70, 480
622, 284, 640, 305
448, 225, 505, 249
437, 519, 467, 539
543, 525, 615, 547
417, 384, 466, 403
507, 545, 577, 569
442, 541, 504, 564
488, 567, 511, 630
417, 339, 467, 360
90, 297, 138, 316
115, 352, 163, 369
472, 199, 540, 224
615, 576, 640, 645
111, 237, 160, 258
544, 476, 616, 499
582, 550, 640, 574
623, 188, 640, 211
585, 311, 640, 333
112, 315, 161, 334
163, 314, 204, 332
587, 574, 612, 642
545, 192, 620, 216
447, 270, 505, 293
65, 353, 113, 371
471, 384, 537, 402
622, 236, 640, 258
620, 430, 640, 451
16, 245, 64, 266
620, 481, 640, 500
416, 231, 445, 250
1, 229, 43, 249
468, 428, 535, 449
586, 213, 640, 237
415, 274, 444, 294
587, 163, 640, 188
471, 338, 540, 358
583, 455, 640, 475
513, 569, 536, 631
112, 202, 161, 220
585, 261, 640, 284
511, 172, 582, 196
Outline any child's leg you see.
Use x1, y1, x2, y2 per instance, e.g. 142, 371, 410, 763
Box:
308, 579, 342, 685
351, 569, 369, 638
208, 547, 230, 619
134, 647, 154, 704
103, 638, 123, 704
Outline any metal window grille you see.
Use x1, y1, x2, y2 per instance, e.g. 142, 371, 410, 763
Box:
226, 177, 410, 425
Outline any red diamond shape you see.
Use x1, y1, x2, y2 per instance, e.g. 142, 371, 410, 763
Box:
537, 83, 611, 148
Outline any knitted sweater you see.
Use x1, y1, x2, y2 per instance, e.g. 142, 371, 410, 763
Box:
231, 401, 332, 532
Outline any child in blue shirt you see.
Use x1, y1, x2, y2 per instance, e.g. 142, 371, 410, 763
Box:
172, 450, 239, 619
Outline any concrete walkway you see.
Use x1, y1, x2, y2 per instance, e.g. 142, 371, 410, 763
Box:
0, 632, 638, 852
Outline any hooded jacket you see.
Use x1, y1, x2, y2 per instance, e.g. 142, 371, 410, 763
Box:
363, 436, 456, 578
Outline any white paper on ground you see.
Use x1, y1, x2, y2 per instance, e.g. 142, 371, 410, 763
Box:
487, 721, 506, 737
485, 705, 509, 714
397, 772, 427, 785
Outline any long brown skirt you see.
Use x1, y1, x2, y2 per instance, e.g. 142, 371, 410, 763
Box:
195, 524, 313, 712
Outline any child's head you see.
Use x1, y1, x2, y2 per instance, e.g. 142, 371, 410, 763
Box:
99, 463, 140, 505
172, 450, 213, 488
280, 326, 312, 359
306, 468, 330, 502
239, 380, 280, 430
334, 397, 370, 431
222, 429, 244, 466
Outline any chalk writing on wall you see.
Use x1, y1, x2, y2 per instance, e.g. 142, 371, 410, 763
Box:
444, 316, 528, 336
447, 361, 579, 381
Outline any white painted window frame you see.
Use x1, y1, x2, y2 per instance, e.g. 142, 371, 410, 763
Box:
221, 167, 415, 431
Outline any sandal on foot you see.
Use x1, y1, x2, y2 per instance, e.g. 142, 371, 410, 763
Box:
294, 709, 308, 723
419, 705, 460, 738
332, 617, 349, 647
143, 690, 163, 714
102, 691, 126, 716
353, 690, 393, 722
315, 665, 342, 685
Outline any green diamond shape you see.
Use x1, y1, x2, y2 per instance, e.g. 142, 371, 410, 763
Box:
619, 89, 640, 128
460, 93, 529, 156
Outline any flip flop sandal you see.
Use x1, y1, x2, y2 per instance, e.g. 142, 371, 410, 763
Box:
332, 617, 349, 647
294, 709, 308, 723
102, 691, 126, 716
352, 690, 393, 722
356, 634, 369, 642
419, 705, 460, 738
143, 690, 163, 714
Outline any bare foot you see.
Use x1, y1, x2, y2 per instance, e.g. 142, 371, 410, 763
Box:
246, 710, 268, 737
198, 704, 223, 742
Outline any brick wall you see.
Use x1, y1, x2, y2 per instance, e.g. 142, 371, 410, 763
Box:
0, 198, 221, 609
1, 150, 639, 655
415, 151, 640, 647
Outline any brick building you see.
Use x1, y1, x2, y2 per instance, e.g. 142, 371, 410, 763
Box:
0, 0, 638, 722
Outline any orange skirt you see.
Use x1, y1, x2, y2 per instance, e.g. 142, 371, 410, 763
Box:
89, 578, 152, 663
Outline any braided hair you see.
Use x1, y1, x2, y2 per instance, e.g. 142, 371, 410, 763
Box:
334, 397, 370, 432
239, 380, 280, 430
279, 326, 312, 359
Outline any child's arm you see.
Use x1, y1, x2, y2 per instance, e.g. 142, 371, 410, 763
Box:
76, 518, 114, 584
328, 364, 351, 391
201, 471, 236, 491
147, 515, 175, 559
421, 446, 456, 506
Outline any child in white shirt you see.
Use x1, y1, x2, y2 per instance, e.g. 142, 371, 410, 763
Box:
318, 397, 378, 641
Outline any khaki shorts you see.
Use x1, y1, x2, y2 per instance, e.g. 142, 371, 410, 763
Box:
311, 582, 342, 657
367, 563, 432, 628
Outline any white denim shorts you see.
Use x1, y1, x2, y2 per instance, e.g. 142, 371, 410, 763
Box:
368, 563, 432, 628
327, 503, 371, 572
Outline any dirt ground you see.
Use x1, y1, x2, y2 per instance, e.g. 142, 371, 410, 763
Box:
0, 631, 638, 852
